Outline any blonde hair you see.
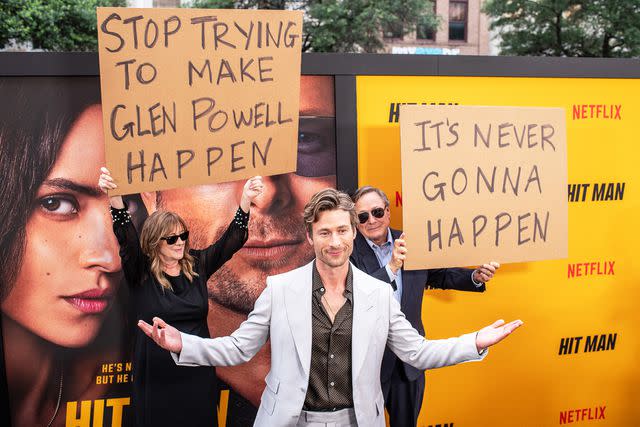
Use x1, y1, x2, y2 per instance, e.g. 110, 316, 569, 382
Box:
140, 211, 198, 291
303, 188, 358, 235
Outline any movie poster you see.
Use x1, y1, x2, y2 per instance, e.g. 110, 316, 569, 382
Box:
0, 74, 336, 427
356, 75, 640, 426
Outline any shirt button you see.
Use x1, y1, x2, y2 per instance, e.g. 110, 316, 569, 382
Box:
320, 287, 325, 292
330, 381, 335, 387
330, 354, 334, 359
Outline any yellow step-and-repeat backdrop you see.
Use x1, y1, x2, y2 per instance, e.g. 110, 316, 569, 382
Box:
356, 75, 639, 427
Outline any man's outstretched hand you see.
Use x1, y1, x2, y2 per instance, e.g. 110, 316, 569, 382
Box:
138, 317, 183, 353
475, 319, 523, 353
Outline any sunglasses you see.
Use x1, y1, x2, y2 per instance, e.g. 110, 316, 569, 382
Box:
357, 207, 386, 224
160, 231, 189, 245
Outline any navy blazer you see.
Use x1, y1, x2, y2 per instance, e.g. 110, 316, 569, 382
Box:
350, 228, 486, 382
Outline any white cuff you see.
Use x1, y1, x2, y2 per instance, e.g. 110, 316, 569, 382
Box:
471, 270, 484, 287
386, 264, 398, 282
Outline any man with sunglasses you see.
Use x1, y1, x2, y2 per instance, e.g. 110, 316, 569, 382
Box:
350, 186, 500, 427
139, 75, 337, 423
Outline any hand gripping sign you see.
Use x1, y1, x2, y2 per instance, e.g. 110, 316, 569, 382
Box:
97, 7, 302, 195
400, 105, 568, 269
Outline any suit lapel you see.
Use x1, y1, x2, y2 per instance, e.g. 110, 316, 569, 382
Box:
357, 229, 409, 309
284, 262, 313, 378
355, 232, 383, 274
386, 228, 412, 310
400, 269, 411, 309
351, 266, 379, 382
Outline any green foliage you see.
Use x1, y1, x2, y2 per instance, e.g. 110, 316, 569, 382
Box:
0, 0, 126, 51
186, 0, 439, 52
0, 0, 438, 53
484, 0, 640, 57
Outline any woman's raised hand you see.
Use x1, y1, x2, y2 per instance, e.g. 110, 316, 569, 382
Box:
240, 176, 264, 212
98, 167, 125, 209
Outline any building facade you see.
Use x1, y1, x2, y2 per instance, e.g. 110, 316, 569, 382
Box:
128, 0, 494, 55
383, 0, 490, 56
128, 0, 180, 7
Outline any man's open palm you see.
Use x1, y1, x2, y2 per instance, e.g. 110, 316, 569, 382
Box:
138, 317, 183, 353
476, 319, 523, 352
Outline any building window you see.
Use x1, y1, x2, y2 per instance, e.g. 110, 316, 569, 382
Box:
416, 22, 435, 40
449, 0, 467, 41
383, 21, 404, 39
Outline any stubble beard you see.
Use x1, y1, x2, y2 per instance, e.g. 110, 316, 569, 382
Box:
318, 245, 351, 269
191, 214, 314, 315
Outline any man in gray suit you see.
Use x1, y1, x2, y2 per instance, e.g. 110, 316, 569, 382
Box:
139, 189, 522, 427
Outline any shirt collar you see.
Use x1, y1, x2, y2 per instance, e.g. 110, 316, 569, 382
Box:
364, 228, 393, 250
312, 260, 353, 302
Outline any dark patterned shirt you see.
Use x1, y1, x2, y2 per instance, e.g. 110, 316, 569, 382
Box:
303, 262, 354, 411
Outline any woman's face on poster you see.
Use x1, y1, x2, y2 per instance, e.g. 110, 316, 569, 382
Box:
1, 105, 123, 347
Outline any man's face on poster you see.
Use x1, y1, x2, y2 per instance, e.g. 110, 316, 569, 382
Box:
143, 76, 336, 313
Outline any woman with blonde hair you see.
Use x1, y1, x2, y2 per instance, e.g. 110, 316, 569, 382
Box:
99, 167, 263, 427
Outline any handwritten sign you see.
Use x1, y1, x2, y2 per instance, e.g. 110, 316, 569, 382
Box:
97, 8, 303, 195
400, 105, 568, 269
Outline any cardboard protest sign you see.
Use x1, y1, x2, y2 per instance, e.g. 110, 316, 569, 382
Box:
400, 105, 567, 269
97, 8, 302, 195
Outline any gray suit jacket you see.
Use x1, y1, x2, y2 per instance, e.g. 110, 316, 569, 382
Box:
172, 261, 486, 426
350, 228, 486, 382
